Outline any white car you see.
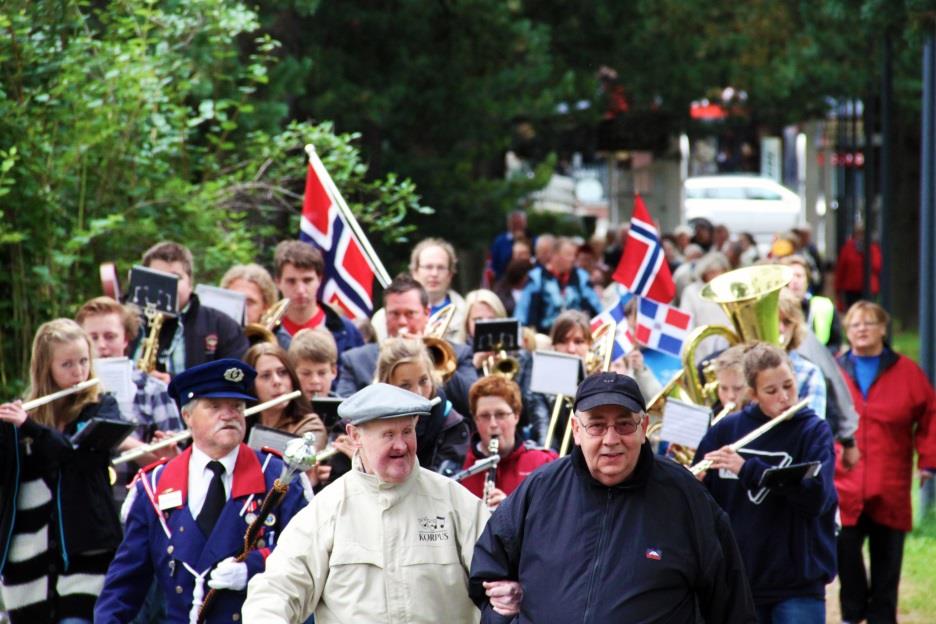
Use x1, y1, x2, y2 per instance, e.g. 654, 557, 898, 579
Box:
683, 175, 802, 248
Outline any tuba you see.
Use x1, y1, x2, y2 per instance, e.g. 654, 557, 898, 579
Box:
681, 265, 792, 404
244, 298, 290, 345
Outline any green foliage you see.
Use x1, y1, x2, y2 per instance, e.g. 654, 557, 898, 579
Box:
0, 1, 429, 393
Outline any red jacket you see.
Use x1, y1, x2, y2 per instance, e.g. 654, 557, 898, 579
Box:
834, 237, 881, 295
460, 438, 557, 499
835, 349, 936, 531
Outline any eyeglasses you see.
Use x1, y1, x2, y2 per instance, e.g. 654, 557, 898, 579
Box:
417, 264, 450, 274
847, 321, 882, 330
475, 410, 514, 422
576, 416, 641, 438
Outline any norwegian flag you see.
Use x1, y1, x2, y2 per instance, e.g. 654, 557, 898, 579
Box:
635, 297, 692, 357
299, 146, 391, 319
591, 291, 636, 360
611, 195, 675, 303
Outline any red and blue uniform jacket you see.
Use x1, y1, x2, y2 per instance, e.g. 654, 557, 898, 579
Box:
94, 443, 308, 624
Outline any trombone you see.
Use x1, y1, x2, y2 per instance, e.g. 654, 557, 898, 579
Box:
423, 303, 458, 382
245, 298, 290, 345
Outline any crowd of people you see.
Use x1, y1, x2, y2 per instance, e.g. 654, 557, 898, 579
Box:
0, 206, 932, 624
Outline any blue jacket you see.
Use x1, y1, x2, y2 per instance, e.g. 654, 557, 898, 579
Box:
94, 444, 308, 624
694, 402, 838, 606
470, 443, 756, 623
515, 266, 602, 333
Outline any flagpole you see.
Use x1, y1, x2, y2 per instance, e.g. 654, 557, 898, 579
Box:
304, 144, 392, 288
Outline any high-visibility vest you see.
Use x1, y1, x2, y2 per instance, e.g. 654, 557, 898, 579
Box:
808, 296, 835, 345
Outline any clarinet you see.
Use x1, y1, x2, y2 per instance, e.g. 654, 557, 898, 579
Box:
482, 436, 499, 506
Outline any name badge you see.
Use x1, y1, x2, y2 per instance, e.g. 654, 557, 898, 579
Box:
158, 489, 183, 510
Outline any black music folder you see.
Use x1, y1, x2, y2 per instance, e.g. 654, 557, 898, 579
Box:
70, 418, 136, 452
760, 461, 821, 489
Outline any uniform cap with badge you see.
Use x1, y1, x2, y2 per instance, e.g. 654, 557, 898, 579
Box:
168, 358, 257, 408
338, 383, 436, 426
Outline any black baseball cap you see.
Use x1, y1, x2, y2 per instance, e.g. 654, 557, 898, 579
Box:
574, 372, 646, 414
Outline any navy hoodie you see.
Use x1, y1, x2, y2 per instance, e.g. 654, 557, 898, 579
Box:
693, 402, 838, 606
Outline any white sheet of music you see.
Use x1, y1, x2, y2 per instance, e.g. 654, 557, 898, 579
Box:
660, 399, 711, 448
530, 350, 583, 397
94, 357, 134, 419
195, 284, 247, 325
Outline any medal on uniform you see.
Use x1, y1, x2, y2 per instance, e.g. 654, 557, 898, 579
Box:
245, 512, 257, 525
264, 514, 276, 527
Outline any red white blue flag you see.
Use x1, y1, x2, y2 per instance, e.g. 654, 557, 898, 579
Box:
300, 146, 391, 319
612, 195, 675, 303
591, 290, 636, 360
635, 297, 692, 357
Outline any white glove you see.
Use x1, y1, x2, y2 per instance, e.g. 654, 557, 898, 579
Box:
207, 556, 248, 591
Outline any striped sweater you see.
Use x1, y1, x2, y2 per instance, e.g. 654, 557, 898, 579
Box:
0, 439, 112, 622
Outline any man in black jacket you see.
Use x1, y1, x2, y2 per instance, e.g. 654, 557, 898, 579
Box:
470, 372, 756, 623
133, 241, 249, 384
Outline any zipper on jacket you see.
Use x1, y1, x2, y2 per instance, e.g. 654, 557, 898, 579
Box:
582, 489, 613, 622
56, 474, 70, 572
0, 425, 22, 573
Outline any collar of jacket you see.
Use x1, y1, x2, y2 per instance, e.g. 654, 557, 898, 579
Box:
321, 301, 346, 332
569, 440, 654, 491
837, 343, 899, 383
154, 443, 267, 504
350, 450, 421, 506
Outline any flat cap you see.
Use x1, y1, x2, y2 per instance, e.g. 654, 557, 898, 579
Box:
338, 383, 433, 426
168, 358, 256, 408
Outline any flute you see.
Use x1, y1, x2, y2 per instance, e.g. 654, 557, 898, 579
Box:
19, 379, 101, 411
689, 398, 808, 476
113, 390, 302, 465
709, 401, 737, 427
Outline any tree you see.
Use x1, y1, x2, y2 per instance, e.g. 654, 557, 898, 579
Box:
0, 1, 428, 393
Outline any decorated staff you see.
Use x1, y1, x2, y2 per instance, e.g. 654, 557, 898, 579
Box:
197, 431, 322, 622
94, 359, 309, 624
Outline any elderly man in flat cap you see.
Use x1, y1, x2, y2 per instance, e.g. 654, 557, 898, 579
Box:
243, 383, 490, 623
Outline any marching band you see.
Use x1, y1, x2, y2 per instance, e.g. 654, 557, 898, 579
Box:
1, 225, 935, 624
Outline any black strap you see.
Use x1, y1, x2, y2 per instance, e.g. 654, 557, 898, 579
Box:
197, 460, 226, 536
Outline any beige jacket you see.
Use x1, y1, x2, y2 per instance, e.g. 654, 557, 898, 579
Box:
242, 455, 489, 623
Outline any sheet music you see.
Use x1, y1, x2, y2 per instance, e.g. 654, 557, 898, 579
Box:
195, 284, 247, 325
660, 399, 711, 448
94, 357, 134, 420
529, 350, 582, 396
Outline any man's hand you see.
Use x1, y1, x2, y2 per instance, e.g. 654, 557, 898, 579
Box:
485, 487, 507, 510
841, 445, 861, 470
207, 557, 248, 591
332, 434, 357, 459
473, 350, 493, 370
306, 463, 333, 487
703, 446, 745, 476
921, 469, 935, 487
0, 401, 28, 427
483, 580, 523, 617
149, 370, 172, 385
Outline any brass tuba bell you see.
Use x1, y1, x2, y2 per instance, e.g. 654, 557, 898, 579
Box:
681, 265, 792, 404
